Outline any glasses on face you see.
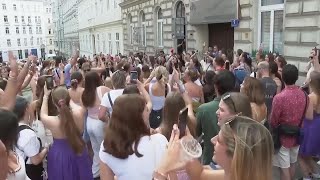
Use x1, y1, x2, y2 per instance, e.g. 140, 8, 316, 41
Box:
222, 94, 237, 113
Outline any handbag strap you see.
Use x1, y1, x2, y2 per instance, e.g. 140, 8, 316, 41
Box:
299, 91, 308, 127
108, 92, 113, 107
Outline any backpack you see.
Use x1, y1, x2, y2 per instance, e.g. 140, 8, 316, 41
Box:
18, 125, 44, 180
234, 68, 249, 90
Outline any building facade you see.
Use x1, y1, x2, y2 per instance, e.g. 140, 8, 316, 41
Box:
43, 0, 54, 55
0, 0, 54, 61
120, 0, 319, 81
78, 0, 123, 57
53, 0, 79, 57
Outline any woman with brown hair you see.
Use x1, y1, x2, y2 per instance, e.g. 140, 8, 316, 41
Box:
240, 77, 267, 123
216, 92, 252, 126
68, 71, 84, 108
99, 94, 168, 180
40, 85, 92, 180
183, 67, 204, 103
82, 71, 110, 179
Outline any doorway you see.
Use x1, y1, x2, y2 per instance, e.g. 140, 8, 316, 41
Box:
208, 23, 234, 53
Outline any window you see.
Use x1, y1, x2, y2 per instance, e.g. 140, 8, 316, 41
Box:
39, 27, 42, 34
13, 4, 16, 11
157, 8, 163, 47
37, 38, 40, 45
46, 8, 48, 13
35, 16, 37, 23
29, 27, 32, 34
28, 16, 31, 23
2, 4, 6, 10
17, 39, 21, 46
114, 0, 117, 8
15, 16, 18, 23
5, 27, 9, 34
108, 33, 112, 54
49, 29, 52, 34
38, 16, 41, 23
48, 18, 50, 23
127, 14, 133, 45
36, 27, 39, 34
16, 27, 19, 34
24, 38, 27, 46
4, 16, 8, 23
18, 50, 22, 59
30, 38, 33, 46
116, 33, 120, 55
7, 39, 11, 47
23, 27, 26, 34
259, 0, 284, 53
49, 39, 52, 45
21, 16, 25, 23
97, 34, 100, 52
107, 0, 110, 10
139, 11, 147, 46
40, 38, 42, 44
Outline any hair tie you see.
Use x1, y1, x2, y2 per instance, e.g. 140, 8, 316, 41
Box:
58, 99, 66, 107
71, 79, 78, 83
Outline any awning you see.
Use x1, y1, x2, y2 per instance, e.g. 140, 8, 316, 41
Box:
189, 0, 237, 24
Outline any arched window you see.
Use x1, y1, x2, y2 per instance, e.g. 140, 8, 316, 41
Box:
175, 1, 186, 40
176, 1, 185, 18
139, 11, 146, 46
157, 8, 163, 47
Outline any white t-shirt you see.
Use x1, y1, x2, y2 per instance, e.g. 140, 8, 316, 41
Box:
100, 89, 124, 114
99, 134, 168, 180
16, 123, 40, 165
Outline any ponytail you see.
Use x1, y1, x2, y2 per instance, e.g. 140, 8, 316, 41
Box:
71, 79, 78, 89
58, 101, 84, 154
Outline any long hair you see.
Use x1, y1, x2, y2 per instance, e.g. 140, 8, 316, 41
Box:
0, 140, 7, 180
103, 94, 150, 159
52, 87, 85, 154
221, 116, 273, 180
242, 77, 265, 106
161, 92, 187, 140
35, 76, 57, 118
82, 71, 102, 107
310, 71, 320, 105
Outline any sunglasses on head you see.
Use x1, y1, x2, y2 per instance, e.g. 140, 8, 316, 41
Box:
222, 94, 237, 113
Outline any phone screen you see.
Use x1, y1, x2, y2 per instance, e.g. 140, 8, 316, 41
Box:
225, 61, 230, 70
178, 107, 188, 138
46, 76, 54, 90
130, 71, 138, 82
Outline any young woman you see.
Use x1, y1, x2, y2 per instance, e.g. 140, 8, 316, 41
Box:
275, 55, 287, 76
69, 71, 84, 108
153, 116, 274, 180
99, 94, 168, 180
144, 66, 172, 129
0, 109, 30, 180
40, 85, 92, 180
299, 71, 320, 180
14, 96, 48, 180
269, 61, 283, 94
82, 71, 110, 179
183, 67, 204, 104
216, 92, 252, 126
240, 77, 267, 123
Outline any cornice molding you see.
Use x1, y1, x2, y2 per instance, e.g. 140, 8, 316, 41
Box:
119, 0, 150, 9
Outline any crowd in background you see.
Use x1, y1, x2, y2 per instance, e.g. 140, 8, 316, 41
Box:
0, 44, 319, 180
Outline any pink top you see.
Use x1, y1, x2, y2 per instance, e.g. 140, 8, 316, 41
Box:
270, 86, 307, 148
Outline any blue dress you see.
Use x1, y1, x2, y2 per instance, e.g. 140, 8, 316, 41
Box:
47, 138, 93, 180
299, 112, 320, 157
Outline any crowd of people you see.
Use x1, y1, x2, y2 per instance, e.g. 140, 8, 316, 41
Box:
0, 45, 319, 180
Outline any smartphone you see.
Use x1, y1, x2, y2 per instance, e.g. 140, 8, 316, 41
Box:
45, 76, 54, 90
178, 107, 188, 138
130, 71, 138, 83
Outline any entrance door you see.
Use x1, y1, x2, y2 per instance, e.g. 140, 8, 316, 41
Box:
208, 23, 234, 52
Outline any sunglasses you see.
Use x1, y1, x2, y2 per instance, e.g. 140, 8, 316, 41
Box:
222, 94, 237, 113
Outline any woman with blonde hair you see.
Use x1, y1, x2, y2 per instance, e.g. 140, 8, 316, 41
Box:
153, 116, 274, 180
240, 77, 267, 123
144, 66, 171, 129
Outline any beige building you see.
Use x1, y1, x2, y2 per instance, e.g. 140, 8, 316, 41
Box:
120, 0, 319, 82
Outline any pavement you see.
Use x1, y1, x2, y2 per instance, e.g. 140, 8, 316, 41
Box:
272, 161, 320, 180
